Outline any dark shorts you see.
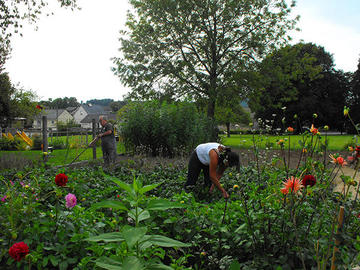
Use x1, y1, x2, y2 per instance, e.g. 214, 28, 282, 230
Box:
184, 151, 211, 189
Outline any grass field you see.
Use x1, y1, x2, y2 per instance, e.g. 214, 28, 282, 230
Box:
221, 134, 358, 151
0, 143, 125, 167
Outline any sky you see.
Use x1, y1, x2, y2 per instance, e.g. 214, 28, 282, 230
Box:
4, 0, 360, 103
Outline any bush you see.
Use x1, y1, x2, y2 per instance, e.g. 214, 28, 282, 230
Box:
0, 137, 20, 150
31, 134, 43, 150
118, 101, 218, 157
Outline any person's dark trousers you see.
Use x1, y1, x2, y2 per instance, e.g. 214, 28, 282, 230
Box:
185, 151, 211, 191
101, 141, 116, 165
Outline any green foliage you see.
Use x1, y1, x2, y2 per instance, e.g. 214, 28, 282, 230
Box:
249, 42, 349, 132
56, 119, 81, 132
87, 175, 189, 269
40, 97, 80, 109
118, 101, 217, 157
113, 0, 298, 117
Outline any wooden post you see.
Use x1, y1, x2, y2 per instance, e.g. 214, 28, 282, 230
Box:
331, 206, 345, 270
42, 116, 48, 163
92, 119, 97, 160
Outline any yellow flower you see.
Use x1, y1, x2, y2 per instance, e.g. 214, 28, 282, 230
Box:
229, 172, 232, 177
233, 184, 239, 189
200, 251, 207, 256
42, 152, 48, 156
82, 198, 86, 201
24, 185, 29, 189
112, 219, 117, 224
180, 201, 184, 204
349, 146, 354, 152
324, 125, 329, 131
344, 106, 349, 116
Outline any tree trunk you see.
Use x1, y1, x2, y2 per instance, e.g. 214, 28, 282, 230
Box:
226, 122, 230, 137
207, 99, 215, 119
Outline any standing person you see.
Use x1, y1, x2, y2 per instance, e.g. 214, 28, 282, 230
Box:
184, 142, 240, 198
98, 115, 117, 165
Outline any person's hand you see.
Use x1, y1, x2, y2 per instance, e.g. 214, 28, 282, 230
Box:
222, 190, 229, 199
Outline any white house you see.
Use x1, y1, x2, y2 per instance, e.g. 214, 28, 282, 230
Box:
73, 104, 112, 125
33, 109, 74, 130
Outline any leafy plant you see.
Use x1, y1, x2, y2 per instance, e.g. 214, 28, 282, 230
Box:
86, 174, 190, 269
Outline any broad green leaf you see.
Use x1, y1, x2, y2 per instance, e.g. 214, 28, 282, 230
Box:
147, 199, 185, 211
146, 261, 173, 270
129, 208, 150, 222
229, 260, 241, 270
91, 200, 128, 211
122, 226, 147, 249
122, 256, 144, 270
133, 177, 139, 193
147, 234, 190, 247
109, 177, 133, 194
86, 232, 124, 243
96, 257, 123, 270
139, 183, 161, 194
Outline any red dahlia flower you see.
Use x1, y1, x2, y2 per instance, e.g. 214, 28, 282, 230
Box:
281, 176, 303, 195
302, 175, 316, 187
36, 105, 43, 110
9, 242, 29, 262
55, 173, 68, 186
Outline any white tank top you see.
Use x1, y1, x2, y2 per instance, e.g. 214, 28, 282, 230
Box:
196, 143, 223, 165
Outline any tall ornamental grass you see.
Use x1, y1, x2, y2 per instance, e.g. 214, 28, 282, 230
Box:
118, 101, 217, 157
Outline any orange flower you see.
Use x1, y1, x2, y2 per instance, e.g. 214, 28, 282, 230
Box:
281, 176, 303, 195
329, 154, 347, 167
310, 124, 318, 135
287, 127, 294, 133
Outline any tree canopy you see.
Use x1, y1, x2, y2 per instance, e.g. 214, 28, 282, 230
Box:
113, 0, 298, 118
0, 72, 38, 127
249, 42, 349, 132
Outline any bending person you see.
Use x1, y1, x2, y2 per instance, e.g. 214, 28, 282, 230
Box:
184, 142, 240, 198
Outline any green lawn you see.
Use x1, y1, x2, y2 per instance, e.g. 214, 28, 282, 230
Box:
221, 134, 358, 151
0, 143, 125, 167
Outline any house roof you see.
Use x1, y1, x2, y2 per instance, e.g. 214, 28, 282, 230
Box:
82, 104, 111, 114
80, 113, 117, 123
35, 109, 68, 120
66, 107, 77, 114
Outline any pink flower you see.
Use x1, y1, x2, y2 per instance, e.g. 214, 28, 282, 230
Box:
65, 193, 77, 209
1, 195, 7, 202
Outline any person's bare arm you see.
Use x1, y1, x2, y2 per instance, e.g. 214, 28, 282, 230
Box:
209, 150, 229, 198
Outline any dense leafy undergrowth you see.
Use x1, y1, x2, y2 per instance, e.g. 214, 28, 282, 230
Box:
1, 153, 360, 270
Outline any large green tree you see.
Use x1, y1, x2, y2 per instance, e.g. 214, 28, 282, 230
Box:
0, 73, 38, 127
249, 42, 349, 132
113, 0, 298, 118
346, 57, 360, 133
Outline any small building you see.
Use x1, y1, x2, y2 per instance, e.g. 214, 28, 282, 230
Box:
73, 104, 112, 124
33, 109, 74, 130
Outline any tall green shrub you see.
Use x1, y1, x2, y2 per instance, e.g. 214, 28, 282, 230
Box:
118, 101, 218, 156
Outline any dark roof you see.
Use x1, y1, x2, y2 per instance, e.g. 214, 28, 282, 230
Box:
66, 107, 77, 114
80, 114, 102, 123
82, 104, 111, 114
80, 113, 117, 123
36, 109, 67, 120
